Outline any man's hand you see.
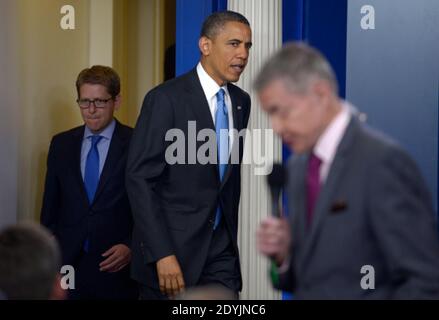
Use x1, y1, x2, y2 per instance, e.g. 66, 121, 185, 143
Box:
256, 216, 291, 266
99, 244, 131, 272
156, 255, 185, 299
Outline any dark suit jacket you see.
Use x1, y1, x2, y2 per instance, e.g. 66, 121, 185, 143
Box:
126, 68, 251, 290
41, 120, 136, 298
277, 116, 439, 299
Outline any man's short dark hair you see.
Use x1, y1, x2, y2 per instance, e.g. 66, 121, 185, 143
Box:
76, 65, 120, 99
200, 10, 250, 39
0, 223, 61, 300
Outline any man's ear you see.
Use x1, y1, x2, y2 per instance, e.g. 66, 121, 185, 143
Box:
311, 80, 333, 104
199, 36, 211, 56
114, 94, 122, 111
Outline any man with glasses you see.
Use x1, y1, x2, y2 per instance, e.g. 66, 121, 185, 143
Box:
41, 65, 137, 299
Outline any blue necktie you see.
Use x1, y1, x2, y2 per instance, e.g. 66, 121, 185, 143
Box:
214, 89, 229, 229
83, 135, 102, 252
84, 135, 103, 204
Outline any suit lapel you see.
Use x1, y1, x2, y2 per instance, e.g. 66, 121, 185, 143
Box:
93, 121, 125, 204
219, 84, 243, 190
292, 156, 308, 246
184, 69, 215, 131
185, 69, 246, 189
299, 118, 359, 269
183, 69, 219, 183
71, 126, 90, 207
287, 154, 309, 276
228, 84, 243, 134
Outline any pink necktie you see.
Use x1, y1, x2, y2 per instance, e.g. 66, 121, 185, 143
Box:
306, 153, 322, 228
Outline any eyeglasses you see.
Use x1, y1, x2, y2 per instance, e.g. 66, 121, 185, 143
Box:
77, 97, 113, 109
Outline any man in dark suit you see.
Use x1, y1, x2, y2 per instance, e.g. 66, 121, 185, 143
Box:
41, 66, 137, 299
255, 43, 439, 299
126, 11, 252, 299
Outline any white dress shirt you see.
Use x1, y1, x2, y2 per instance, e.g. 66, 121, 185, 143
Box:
196, 62, 234, 152
80, 119, 115, 180
313, 101, 352, 184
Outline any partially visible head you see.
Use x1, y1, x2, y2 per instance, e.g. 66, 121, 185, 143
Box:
0, 222, 64, 300
254, 42, 341, 154
199, 11, 252, 86
76, 65, 121, 134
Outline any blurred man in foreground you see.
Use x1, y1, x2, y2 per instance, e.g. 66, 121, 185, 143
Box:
255, 42, 439, 299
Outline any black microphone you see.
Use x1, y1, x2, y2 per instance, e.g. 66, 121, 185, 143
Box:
267, 163, 287, 217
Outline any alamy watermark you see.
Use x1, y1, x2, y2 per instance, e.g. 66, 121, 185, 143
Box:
360, 265, 375, 290
60, 265, 75, 290
60, 5, 75, 30
165, 121, 276, 176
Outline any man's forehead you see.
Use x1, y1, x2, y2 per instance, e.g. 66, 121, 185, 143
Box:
79, 83, 110, 96
216, 22, 251, 38
259, 80, 298, 106
262, 79, 289, 95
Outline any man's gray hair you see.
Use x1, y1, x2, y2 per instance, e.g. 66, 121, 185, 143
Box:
254, 42, 338, 94
0, 222, 61, 299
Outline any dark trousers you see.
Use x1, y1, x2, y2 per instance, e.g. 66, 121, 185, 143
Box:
139, 219, 240, 300
68, 251, 138, 300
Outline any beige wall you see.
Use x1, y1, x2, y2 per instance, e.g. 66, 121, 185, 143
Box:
89, 0, 114, 67
0, 0, 19, 229
0, 0, 164, 223
16, 0, 90, 221
114, 0, 164, 125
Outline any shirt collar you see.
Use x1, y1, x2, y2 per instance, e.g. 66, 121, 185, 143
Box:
313, 101, 352, 164
83, 118, 116, 141
196, 62, 229, 101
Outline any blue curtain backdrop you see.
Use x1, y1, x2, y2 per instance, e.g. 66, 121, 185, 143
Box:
281, 0, 348, 300
176, 0, 227, 76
